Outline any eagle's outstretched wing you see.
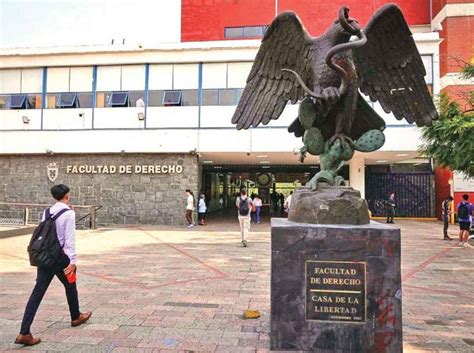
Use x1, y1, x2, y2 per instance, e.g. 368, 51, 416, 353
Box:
353, 4, 438, 126
231, 12, 314, 130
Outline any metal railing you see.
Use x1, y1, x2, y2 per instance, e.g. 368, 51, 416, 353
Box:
0, 202, 102, 229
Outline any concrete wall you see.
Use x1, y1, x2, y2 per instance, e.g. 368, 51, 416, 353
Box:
0, 153, 198, 226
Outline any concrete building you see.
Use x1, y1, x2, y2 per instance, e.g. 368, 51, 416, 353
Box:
0, 0, 470, 225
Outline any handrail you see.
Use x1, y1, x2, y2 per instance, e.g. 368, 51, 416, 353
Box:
76, 205, 103, 229
0, 202, 102, 229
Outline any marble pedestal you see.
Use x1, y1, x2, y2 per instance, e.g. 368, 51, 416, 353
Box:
271, 218, 402, 352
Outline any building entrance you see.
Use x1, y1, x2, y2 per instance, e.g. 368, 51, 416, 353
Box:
201, 164, 349, 218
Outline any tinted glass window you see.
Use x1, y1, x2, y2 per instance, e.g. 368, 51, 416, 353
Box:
243, 26, 264, 37
219, 89, 236, 105
202, 90, 218, 105
58, 93, 77, 108
109, 92, 129, 106
129, 91, 145, 107
148, 90, 164, 107
77, 93, 93, 108
27, 94, 42, 109
10, 94, 27, 109
0, 95, 8, 109
224, 27, 244, 38
181, 90, 198, 106
163, 91, 182, 105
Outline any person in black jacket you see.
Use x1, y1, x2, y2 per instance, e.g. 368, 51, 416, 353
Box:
386, 192, 396, 224
441, 196, 454, 240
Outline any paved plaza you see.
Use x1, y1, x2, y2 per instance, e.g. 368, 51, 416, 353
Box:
0, 219, 473, 352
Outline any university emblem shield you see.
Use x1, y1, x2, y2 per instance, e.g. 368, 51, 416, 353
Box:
47, 163, 59, 182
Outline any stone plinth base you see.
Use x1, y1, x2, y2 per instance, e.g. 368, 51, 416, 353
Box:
271, 218, 402, 352
288, 185, 370, 225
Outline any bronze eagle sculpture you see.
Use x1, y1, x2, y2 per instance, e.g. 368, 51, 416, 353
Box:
231, 4, 438, 190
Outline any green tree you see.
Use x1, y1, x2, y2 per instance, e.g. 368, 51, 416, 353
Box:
420, 63, 474, 177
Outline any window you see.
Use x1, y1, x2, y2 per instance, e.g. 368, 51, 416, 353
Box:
129, 91, 145, 107
181, 90, 198, 106
77, 93, 93, 108
0, 95, 8, 109
225, 26, 266, 39
243, 26, 265, 37
0, 94, 41, 109
10, 94, 27, 109
148, 90, 164, 107
163, 91, 182, 106
56, 93, 78, 108
201, 89, 243, 106
202, 90, 218, 105
219, 89, 236, 105
109, 92, 129, 107
46, 92, 92, 108
27, 94, 42, 109
224, 27, 244, 38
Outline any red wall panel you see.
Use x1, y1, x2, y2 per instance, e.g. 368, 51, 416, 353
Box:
439, 16, 474, 76
435, 166, 452, 220
181, 0, 431, 42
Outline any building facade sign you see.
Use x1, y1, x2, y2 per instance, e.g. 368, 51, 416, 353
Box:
65, 164, 184, 175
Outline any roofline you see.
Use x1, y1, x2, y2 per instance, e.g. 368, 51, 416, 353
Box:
0, 40, 262, 58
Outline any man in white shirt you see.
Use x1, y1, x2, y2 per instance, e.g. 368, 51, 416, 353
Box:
236, 188, 253, 247
15, 184, 91, 346
284, 191, 293, 213
185, 189, 195, 228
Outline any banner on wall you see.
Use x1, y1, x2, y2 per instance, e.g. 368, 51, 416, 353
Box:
453, 172, 474, 192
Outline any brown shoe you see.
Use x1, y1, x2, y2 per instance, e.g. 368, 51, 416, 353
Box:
71, 311, 92, 327
14, 333, 41, 346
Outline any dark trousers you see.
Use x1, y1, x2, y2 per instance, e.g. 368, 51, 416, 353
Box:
443, 216, 449, 238
386, 207, 395, 223
20, 266, 80, 335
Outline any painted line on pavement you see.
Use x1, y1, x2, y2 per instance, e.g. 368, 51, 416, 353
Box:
402, 247, 455, 282
403, 284, 471, 299
135, 226, 228, 278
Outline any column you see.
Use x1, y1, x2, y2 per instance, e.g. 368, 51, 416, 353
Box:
349, 156, 365, 198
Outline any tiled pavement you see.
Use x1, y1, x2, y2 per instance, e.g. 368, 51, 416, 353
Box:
0, 219, 472, 352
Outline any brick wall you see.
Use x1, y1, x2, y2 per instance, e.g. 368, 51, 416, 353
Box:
0, 154, 199, 226
181, 0, 430, 42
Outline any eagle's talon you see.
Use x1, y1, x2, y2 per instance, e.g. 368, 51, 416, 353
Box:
321, 86, 340, 104
328, 133, 353, 149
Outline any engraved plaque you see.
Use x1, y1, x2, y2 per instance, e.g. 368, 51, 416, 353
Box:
305, 260, 366, 323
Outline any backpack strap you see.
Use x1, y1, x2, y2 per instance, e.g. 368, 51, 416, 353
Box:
44, 208, 52, 220
51, 208, 70, 221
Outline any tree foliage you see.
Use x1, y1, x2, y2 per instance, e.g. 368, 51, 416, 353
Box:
420, 92, 474, 177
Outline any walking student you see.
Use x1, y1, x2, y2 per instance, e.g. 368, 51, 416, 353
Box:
441, 196, 454, 240
253, 194, 262, 224
236, 188, 253, 247
457, 194, 473, 248
185, 189, 195, 228
197, 193, 207, 226
386, 192, 396, 224
15, 184, 91, 346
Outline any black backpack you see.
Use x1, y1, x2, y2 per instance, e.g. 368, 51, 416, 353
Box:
28, 208, 69, 268
238, 197, 250, 216
458, 203, 469, 219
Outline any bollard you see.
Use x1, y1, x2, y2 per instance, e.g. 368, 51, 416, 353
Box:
23, 207, 30, 225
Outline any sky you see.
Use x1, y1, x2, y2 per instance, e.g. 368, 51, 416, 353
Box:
0, 0, 181, 49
